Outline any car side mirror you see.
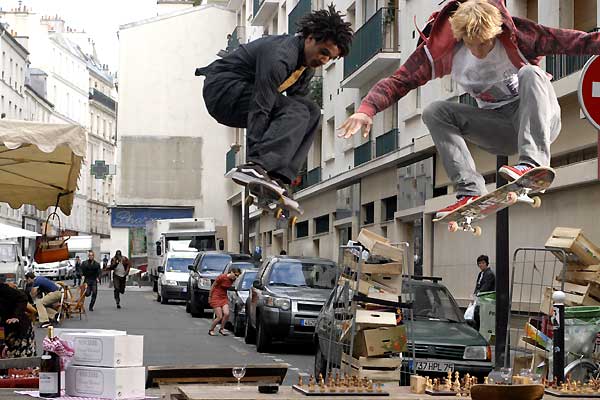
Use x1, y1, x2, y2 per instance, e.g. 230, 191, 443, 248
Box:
188, 265, 195, 272
157, 266, 164, 273
252, 280, 262, 289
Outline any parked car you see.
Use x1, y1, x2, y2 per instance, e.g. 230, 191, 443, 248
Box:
226, 269, 258, 336
245, 256, 337, 352
186, 251, 252, 317
223, 260, 259, 274
33, 260, 70, 280
313, 277, 493, 381
157, 248, 198, 304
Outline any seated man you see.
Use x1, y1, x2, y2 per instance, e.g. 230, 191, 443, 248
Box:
24, 272, 62, 328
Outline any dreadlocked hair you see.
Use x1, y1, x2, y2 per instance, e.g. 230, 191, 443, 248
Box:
297, 4, 353, 57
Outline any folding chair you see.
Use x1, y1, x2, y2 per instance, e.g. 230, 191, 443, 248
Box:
64, 284, 87, 320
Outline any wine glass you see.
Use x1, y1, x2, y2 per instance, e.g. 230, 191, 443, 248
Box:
232, 366, 246, 390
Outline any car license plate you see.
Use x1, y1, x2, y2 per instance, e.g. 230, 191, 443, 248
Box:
414, 360, 454, 373
300, 319, 316, 327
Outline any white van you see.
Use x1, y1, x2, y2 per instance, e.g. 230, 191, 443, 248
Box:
0, 240, 26, 286
156, 246, 198, 304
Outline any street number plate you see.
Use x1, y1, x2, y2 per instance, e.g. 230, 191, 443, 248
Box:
415, 360, 454, 372
300, 319, 316, 327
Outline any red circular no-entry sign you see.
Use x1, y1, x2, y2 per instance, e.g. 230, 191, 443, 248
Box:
578, 55, 600, 130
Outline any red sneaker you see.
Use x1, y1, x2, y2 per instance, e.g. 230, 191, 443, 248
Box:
498, 164, 533, 181
435, 196, 479, 219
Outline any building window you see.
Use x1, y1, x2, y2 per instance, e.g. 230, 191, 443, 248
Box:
295, 220, 309, 238
381, 195, 397, 221
398, 157, 434, 210
361, 202, 374, 225
314, 215, 329, 235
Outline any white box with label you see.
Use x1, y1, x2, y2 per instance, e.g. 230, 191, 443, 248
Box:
66, 365, 145, 399
62, 333, 143, 367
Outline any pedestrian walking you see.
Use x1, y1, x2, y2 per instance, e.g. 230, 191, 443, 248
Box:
72, 255, 82, 287
109, 250, 131, 309
102, 254, 110, 284
338, 0, 600, 218
208, 267, 241, 336
0, 282, 36, 358
24, 272, 62, 328
81, 250, 101, 311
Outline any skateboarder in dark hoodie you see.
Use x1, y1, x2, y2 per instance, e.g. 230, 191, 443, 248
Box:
195, 5, 353, 196
337, 0, 600, 219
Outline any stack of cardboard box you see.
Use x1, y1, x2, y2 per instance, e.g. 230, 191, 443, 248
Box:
540, 227, 600, 313
60, 330, 145, 399
339, 229, 408, 382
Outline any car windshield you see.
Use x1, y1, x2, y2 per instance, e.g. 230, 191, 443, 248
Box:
0, 244, 17, 263
226, 262, 256, 273
239, 271, 258, 290
407, 284, 463, 322
200, 254, 231, 272
268, 261, 337, 289
166, 257, 194, 272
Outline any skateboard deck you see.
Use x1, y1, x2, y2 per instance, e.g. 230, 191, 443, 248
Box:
433, 167, 555, 236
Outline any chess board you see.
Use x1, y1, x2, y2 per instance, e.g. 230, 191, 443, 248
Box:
545, 388, 600, 397
292, 385, 389, 396
425, 388, 462, 396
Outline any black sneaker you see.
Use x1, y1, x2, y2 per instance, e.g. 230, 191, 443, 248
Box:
117, 304, 121, 309
89, 307, 94, 312
227, 163, 285, 194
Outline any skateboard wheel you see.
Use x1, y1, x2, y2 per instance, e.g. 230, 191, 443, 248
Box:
448, 221, 459, 233
275, 208, 284, 220
245, 196, 254, 206
531, 196, 542, 208
289, 216, 298, 227
506, 192, 518, 204
473, 226, 482, 236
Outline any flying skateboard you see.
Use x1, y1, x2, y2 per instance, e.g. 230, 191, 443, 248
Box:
433, 167, 555, 236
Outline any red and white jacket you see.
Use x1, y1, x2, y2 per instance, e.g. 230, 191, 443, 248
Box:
357, 0, 600, 117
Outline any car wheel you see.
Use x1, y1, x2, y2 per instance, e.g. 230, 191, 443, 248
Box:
314, 343, 328, 378
256, 319, 271, 353
160, 290, 168, 304
244, 315, 256, 344
233, 312, 244, 337
190, 291, 202, 318
185, 289, 191, 313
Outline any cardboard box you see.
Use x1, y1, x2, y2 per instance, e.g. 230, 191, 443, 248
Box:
354, 326, 408, 357
338, 276, 398, 303
371, 274, 402, 293
355, 309, 397, 329
62, 333, 143, 367
341, 353, 401, 381
66, 365, 145, 399
545, 227, 600, 266
357, 229, 405, 262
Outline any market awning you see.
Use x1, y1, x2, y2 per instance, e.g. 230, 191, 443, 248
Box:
0, 222, 41, 240
0, 119, 86, 215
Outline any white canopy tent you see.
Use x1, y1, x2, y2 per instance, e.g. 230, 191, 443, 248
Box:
0, 222, 40, 240
0, 120, 86, 215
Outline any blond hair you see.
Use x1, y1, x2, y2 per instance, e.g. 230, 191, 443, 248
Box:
449, 0, 503, 42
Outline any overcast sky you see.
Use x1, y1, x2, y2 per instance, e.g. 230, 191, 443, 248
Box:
2, 0, 157, 70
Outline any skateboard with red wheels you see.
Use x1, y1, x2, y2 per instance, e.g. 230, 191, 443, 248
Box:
243, 179, 303, 227
432, 167, 555, 236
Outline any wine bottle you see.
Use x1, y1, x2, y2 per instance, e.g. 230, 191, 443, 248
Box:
39, 326, 61, 398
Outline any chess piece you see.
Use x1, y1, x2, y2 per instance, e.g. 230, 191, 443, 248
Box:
426, 377, 433, 391
367, 380, 374, 392
376, 382, 384, 393
434, 378, 440, 392
298, 375, 303, 387
308, 375, 315, 392
318, 373, 325, 391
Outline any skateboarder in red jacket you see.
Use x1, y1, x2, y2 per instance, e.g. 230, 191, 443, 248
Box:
338, 0, 600, 218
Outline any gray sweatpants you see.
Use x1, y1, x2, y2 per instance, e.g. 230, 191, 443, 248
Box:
422, 65, 561, 197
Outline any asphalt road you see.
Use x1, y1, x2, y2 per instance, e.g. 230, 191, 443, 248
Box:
33, 283, 315, 385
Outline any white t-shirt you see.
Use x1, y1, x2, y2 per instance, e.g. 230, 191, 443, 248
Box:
114, 261, 127, 277
451, 39, 520, 109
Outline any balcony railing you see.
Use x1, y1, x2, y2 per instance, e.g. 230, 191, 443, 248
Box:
306, 166, 321, 187
227, 26, 245, 52
288, 0, 311, 34
225, 148, 236, 174
375, 128, 398, 157
354, 141, 372, 167
89, 88, 116, 112
344, 7, 398, 80
546, 54, 592, 81
458, 93, 478, 107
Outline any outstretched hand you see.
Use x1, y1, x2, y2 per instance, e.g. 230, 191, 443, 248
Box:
337, 113, 373, 139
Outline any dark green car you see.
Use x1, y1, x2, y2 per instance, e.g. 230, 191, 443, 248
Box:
313, 278, 493, 380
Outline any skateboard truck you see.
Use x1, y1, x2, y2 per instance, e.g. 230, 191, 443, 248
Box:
506, 187, 542, 208
448, 216, 482, 236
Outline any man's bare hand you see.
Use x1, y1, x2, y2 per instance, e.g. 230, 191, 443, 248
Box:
337, 113, 373, 139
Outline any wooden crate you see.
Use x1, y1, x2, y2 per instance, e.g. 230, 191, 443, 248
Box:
337, 276, 399, 303
545, 227, 600, 266
540, 282, 600, 314
557, 270, 600, 286
344, 256, 403, 275
355, 309, 398, 329
357, 229, 404, 262
341, 353, 401, 382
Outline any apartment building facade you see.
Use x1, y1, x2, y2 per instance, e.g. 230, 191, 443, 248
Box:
220, 0, 600, 303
